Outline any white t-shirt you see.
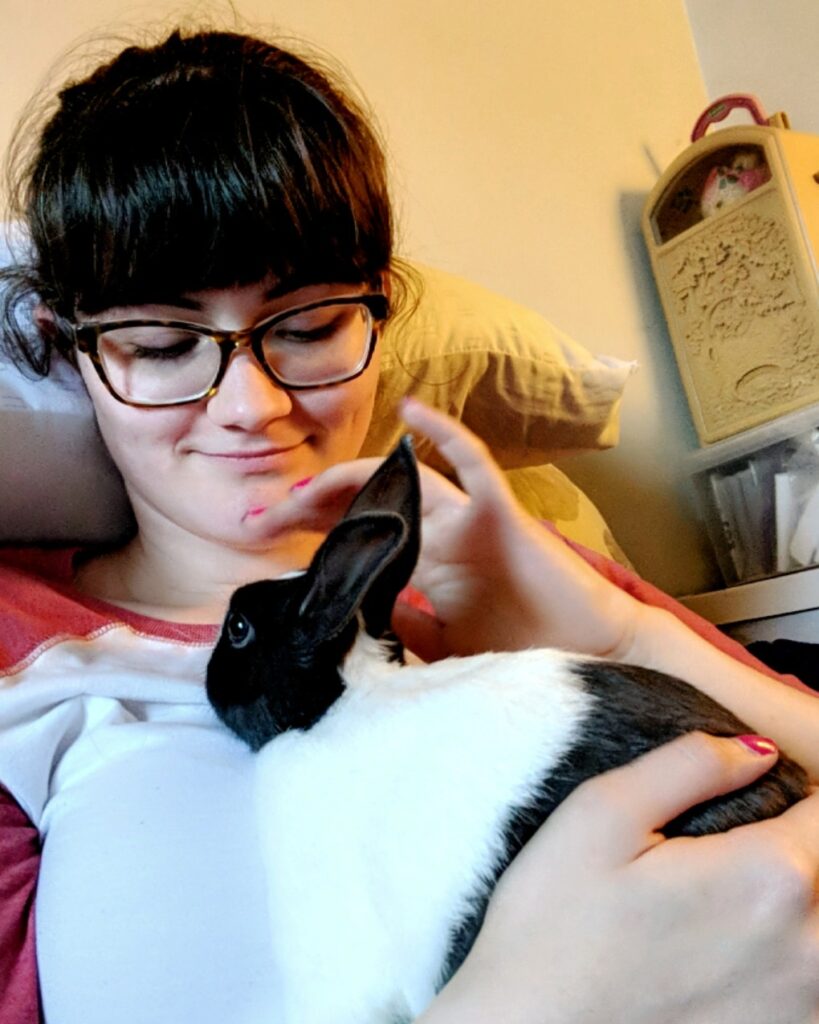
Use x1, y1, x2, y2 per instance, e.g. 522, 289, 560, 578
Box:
0, 549, 279, 1024
0, 548, 592, 1024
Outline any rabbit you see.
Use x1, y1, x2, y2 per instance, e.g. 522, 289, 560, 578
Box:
206, 437, 808, 1024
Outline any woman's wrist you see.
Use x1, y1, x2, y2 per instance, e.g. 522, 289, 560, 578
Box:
414, 959, 543, 1024
615, 602, 819, 777
611, 601, 678, 670
413, 977, 480, 1024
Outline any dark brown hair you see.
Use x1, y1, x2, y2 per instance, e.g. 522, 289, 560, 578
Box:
1, 29, 397, 373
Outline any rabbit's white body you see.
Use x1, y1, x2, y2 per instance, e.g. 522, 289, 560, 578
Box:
255, 634, 592, 1024
207, 440, 806, 1024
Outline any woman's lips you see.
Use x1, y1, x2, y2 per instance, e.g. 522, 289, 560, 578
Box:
201, 444, 303, 474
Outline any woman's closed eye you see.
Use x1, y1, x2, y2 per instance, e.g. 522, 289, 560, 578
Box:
271, 309, 356, 346
273, 326, 336, 346
129, 334, 204, 360
96, 325, 206, 360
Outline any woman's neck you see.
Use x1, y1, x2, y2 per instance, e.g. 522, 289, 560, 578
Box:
73, 527, 325, 625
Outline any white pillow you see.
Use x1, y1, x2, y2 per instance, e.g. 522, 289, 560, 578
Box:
0, 355, 134, 542
0, 226, 132, 542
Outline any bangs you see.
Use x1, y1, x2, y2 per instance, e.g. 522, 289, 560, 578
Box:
27, 33, 392, 315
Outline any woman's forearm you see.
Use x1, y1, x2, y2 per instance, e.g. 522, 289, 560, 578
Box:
626, 603, 819, 778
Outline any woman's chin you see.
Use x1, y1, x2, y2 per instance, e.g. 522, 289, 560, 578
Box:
232, 526, 325, 569
201, 497, 323, 557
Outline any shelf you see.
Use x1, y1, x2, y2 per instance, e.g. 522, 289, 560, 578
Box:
685, 400, 819, 473
680, 565, 819, 625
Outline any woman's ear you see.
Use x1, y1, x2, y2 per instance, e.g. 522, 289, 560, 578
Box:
33, 302, 77, 364
32, 302, 56, 333
380, 268, 393, 304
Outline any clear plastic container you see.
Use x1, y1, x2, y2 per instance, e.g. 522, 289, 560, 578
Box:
687, 401, 819, 585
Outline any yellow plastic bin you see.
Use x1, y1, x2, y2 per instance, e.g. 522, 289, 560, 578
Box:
642, 94, 819, 444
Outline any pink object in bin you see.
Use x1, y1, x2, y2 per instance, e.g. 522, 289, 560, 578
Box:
700, 150, 772, 218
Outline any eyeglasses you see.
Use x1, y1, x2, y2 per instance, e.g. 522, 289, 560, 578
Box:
69, 293, 390, 407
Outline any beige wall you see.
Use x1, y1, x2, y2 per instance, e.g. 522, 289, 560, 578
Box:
1, 0, 718, 594
686, 0, 819, 138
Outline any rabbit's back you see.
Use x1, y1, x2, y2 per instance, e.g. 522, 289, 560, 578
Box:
253, 644, 808, 1022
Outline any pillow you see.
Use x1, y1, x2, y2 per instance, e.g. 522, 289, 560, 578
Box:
0, 355, 134, 543
504, 463, 632, 567
362, 264, 633, 474
0, 245, 632, 547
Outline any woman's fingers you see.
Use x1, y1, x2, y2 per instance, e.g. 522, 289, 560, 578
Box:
391, 601, 447, 662
253, 437, 468, 541
246, 459, 385, 538
399, 397, 515, 511
766, 787, 819, 874
252, 398, 514, 543
533, 732, 784, 869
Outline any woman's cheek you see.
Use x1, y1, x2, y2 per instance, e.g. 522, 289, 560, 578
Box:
300, 362, 380, 461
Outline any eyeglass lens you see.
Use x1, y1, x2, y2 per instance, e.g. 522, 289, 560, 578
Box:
96, 302, 374, 405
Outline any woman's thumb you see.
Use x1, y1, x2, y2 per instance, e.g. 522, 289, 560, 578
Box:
554, 731, 780, 867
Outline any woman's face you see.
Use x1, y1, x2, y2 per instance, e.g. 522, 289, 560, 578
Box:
75, 277, 383, 548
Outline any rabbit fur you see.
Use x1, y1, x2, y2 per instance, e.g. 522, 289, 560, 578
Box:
206, 438, 808, 1024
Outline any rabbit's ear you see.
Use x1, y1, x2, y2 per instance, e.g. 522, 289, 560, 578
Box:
345, 435, 420, 525
298, 436, 422, 645
298, 512, 410, 646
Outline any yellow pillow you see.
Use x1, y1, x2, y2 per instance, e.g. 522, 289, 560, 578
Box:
505, 464, 633, 567
361, 262, 633, 474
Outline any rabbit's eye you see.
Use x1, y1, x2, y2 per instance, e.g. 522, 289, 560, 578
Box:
226, 611, 255, 649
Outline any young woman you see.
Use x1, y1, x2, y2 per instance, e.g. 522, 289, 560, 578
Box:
1, 27, 818, 1024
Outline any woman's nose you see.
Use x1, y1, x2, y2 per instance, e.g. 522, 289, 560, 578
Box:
205, 350, 294, 429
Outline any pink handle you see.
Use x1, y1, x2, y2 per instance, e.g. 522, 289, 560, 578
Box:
691, 94, 769, 142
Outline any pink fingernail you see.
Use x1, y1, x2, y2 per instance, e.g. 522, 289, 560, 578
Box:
737, 734, 778, 756
290, 476, 313, 491
245, 506, 267, 518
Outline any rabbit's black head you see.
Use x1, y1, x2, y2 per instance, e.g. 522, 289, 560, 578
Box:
206, 437, 421, 751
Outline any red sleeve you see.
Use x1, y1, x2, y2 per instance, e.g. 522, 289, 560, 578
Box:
0, 786, 42, 1024
554, 527, 817, 697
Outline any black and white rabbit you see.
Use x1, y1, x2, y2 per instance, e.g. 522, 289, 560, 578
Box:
206, 438, 808, 1024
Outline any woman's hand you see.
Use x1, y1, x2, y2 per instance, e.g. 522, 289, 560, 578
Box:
259, 398, 641, 661
420, 732, 819, 1024
390, 398, 640, 659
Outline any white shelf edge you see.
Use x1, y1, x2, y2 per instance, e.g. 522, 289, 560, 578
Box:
680, 566, 819, 625
685, 401, 819, 473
